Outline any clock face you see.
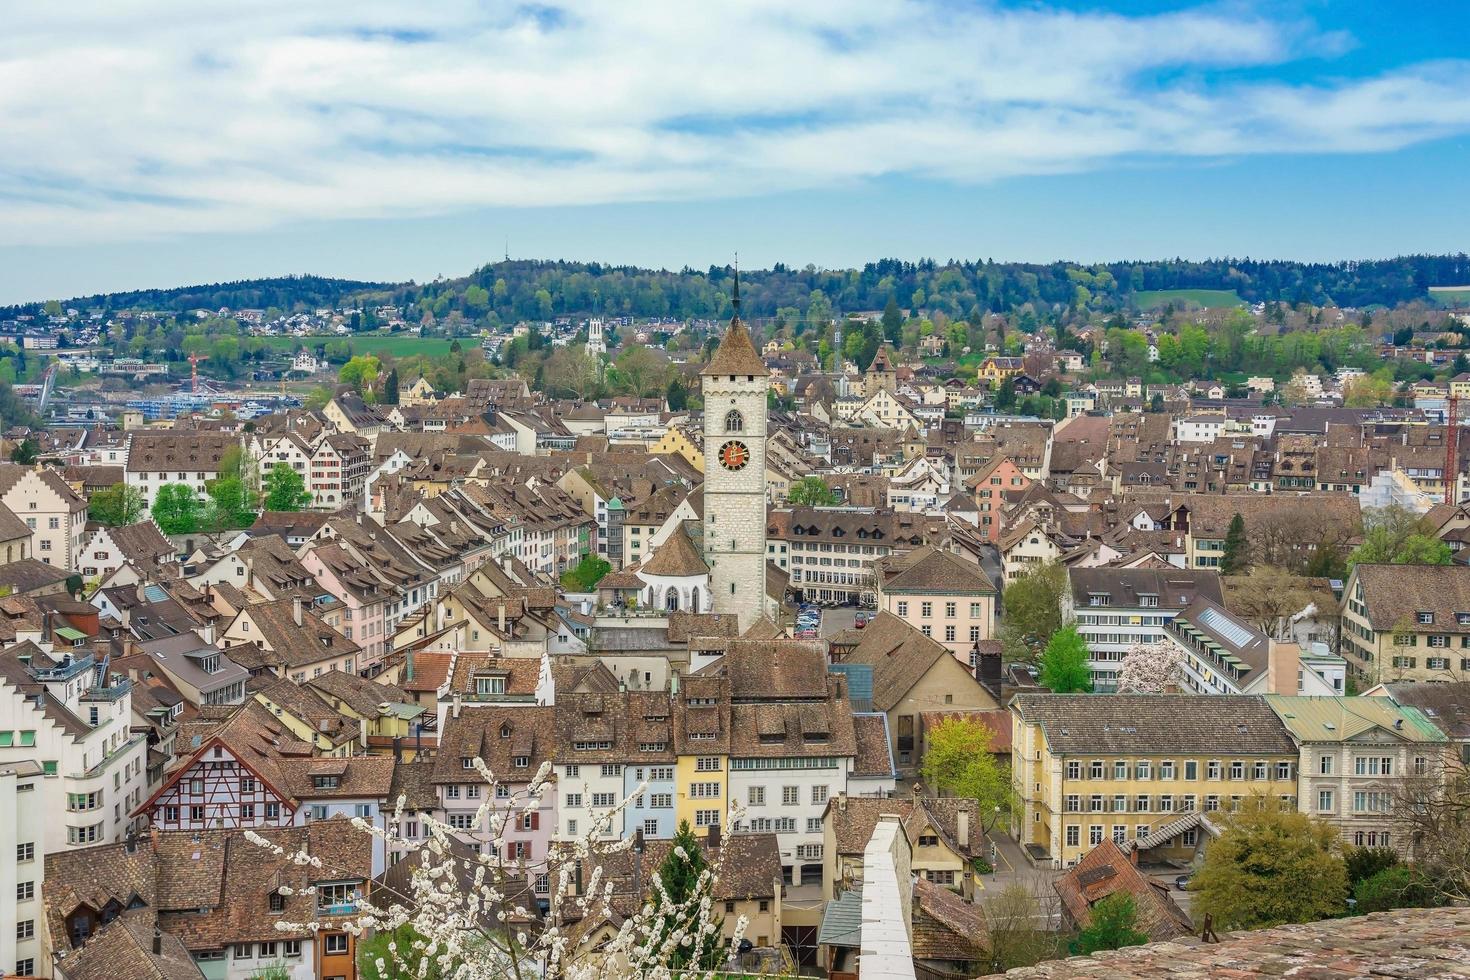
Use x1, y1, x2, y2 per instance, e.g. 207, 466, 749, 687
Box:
719, 440, 750, 471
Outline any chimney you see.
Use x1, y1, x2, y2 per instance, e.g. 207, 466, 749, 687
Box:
152, 927, 162, 956
453, 692, 462, 719
405, 649, 415, 682
634, 828, 645, 853
670, 670, 680, 695
706, 823, 721, 850
911, 782, 922, 799
498, 602, 506, 634
393, 736, 403, 763
957, 810, 970, 849
292, 596, 303, 627
837, 792, 847, 813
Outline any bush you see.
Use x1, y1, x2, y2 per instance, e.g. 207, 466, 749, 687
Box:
1344, 846, 1398, 887
1353, 865, 1442, 913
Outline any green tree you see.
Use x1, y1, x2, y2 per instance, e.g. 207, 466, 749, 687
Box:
881, 295, 903, 342
1070, 893, 1147, 955
654, 821, 726, 969
560, 555, 611, 592
151, 483, 201, 535
665, 377, 688, 412
999, 562, 1066, 660
356, 922, 457, 979
338, 354, 382, 395
1348, 505, 1453, 568
205, 476, 256, 531
1038, 624, 1093, 693
1192, 798, 1349, 929
382, 368, 400, 405
9, 437, 39, 465
262, 464, 311, 512
787, 476, 840, 507
88, 482, 146, 526
303, 385, 333, 411
1220, 513, 1250, 575
64, 574, 84, 598
920, 717, 1010, 831
1353, 864, 1442, 913
1344, 846, 1399, 888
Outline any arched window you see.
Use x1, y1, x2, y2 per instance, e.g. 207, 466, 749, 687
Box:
665, 587, 680, 611
725, 409, 744, 433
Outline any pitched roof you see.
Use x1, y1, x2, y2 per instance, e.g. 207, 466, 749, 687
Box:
1012, 694, 1298, 756
1067, 566, 1223, 609
637, 524, 708, 578
875, 545, 996, 595
1351, 563, 1470, 632
1380, 681, 1470, 740
701, 316, 769, 377
840, 612, 983, 712
824, 795, 984, 860
851, 713, 896, 777
1265, 695, 1446, 744
1053, 838, 1192, 943
912, 877, 988, 962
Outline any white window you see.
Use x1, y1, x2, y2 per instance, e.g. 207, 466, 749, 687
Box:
748, 786, 765, 806
695, 809, 720, 827
782, 786, 799, 806
1317, 790, 1334, 813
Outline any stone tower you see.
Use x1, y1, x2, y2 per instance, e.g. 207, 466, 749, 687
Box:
702, 275, 769, 629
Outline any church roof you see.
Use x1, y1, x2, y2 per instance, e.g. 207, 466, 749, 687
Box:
638, 525, 709, 578
702, 316, 769, 377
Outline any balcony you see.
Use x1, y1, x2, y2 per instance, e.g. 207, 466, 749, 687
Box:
32, 654, 96, 682
80, 679, 133, 703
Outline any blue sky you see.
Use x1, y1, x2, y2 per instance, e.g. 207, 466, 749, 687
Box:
1, 1, 1467, 304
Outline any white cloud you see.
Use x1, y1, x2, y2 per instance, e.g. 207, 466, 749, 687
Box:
1, 0, 1467, 244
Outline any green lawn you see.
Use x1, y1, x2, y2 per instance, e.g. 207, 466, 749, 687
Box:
255, 334, 459, 358
1429, 286, 1470, 307
1133, 288, 1244, 309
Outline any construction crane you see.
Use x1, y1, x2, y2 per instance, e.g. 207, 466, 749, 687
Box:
1447, 393, 1460, 505
187, 352, 208, 394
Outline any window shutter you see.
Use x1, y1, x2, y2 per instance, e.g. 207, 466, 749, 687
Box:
530, 812, 539, 830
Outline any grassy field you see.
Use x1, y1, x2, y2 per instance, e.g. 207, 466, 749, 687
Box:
1132, 288, 1243, 309
1429, 286, 1470, 306
256, 334, 459, 358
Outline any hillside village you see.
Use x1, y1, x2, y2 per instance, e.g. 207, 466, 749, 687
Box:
4, 281, 1470, 979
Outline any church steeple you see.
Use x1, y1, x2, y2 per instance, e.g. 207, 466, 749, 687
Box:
701, 270, 768, 378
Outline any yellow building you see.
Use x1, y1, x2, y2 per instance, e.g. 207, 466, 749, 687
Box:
1011, 694, 1299, 867
673, 673, 729, 836
650, 422, 704, 473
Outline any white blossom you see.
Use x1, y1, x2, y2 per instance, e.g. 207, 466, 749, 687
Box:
1116, 639, 1184, 694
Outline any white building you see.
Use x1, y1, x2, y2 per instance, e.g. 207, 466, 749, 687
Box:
0, 464, 88, 571
0, 642, 150, 854
1063, 568, 1225, 693
1, 761, 46, 978
1173, 414, 1227, 444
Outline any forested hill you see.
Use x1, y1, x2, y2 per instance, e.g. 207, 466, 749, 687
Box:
11, 254, 1470, 321
3, 274, 388, 317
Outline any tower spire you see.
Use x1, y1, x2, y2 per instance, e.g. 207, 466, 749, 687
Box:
732, 254, 741, 318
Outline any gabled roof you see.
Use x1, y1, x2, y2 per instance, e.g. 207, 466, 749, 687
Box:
1054, 838, 1192, 943
1266, 695, 1446, 744
840, 612, 989, 712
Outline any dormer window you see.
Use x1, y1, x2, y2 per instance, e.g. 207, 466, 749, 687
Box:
476, 675, 506, 696
461, 756, 475, 769
312, 775, 340, 790
269, 892, 286, 914
1089, 593, 1111, 606
512, 755, 530, 768
1418, 611, 1435, 625
500, 722, 512, 739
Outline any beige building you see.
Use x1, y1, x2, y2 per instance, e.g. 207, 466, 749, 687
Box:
831, 612, 998, 773
821, 794, 984, 900
1341, 563, 1470, 683
1266, 695, 1445, 854
0, 463, 87, 570
873, 545, 997, 664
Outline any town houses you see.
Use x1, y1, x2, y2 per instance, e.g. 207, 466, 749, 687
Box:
12, 288, 1470, 978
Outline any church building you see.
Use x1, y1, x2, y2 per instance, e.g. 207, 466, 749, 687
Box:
702, 277, 772, 630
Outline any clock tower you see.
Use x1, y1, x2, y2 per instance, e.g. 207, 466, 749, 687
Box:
702, 274, 769, 629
